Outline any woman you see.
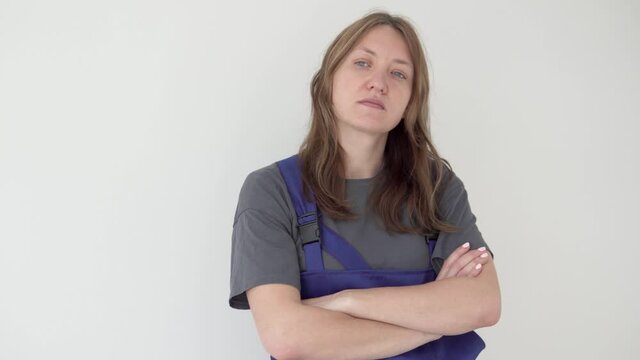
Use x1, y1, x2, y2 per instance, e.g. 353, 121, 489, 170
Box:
229, 11, 501, 359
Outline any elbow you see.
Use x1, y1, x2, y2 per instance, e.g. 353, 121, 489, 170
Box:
477, 294, 501, 328
263, 323, 304, 360
480, 304, 501, 327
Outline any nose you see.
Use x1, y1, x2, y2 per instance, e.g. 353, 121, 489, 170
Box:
367, 71, 388, 95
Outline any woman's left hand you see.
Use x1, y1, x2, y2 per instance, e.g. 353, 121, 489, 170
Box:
436, 242, 491, 281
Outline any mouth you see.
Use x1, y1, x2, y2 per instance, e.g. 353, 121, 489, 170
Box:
357, 98, 385, 110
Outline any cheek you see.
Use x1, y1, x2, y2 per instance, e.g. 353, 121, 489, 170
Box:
331, 77, 350, 111
397, 87, 412, 110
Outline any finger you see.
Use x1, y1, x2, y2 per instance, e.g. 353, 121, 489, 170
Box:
476, 251, 491, 265
458, 253, 491, 278
439, 242, 471, 279
458, 260, 481, 277
438, 244, 469, 280
447, 247, 487, 277
443, 244, 481, 278
467, 263, 483, 277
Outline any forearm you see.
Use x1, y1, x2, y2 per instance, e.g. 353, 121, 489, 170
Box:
276, 303, 441, 360
339, 262, 501, 336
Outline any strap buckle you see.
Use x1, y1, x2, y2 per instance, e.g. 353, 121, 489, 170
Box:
297, 211, 320, 245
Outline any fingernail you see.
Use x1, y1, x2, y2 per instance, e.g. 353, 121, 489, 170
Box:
481, 253, 489, 258
478, 246, 486, 251
475, 264, 482, 270
462, 242, 470, 248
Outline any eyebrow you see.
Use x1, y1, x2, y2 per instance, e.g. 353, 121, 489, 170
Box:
356, 47, 413, 68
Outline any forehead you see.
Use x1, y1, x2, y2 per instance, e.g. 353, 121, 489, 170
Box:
350, 25, 413, 67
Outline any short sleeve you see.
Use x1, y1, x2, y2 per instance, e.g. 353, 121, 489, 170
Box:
229, 165, 302, 310
431, 169, 493, 274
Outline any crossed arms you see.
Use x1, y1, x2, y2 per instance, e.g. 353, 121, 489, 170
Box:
246, 244, 501, 360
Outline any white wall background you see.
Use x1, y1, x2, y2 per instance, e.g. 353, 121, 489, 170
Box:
1, 0, 638, 359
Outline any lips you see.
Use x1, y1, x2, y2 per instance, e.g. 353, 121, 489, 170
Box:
357, 98, 385, 110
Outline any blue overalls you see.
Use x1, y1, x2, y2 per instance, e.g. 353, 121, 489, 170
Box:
272, 154, 485, 359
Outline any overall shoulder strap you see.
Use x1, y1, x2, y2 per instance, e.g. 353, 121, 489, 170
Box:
276, 155, 324, 271
276, 154, 371, 271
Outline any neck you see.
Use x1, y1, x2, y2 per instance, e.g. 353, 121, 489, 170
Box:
338, 126, 387, 179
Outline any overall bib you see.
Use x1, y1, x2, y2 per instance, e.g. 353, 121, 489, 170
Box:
271, 154, 485, 359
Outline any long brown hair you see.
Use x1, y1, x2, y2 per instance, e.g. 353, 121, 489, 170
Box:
298, 10, 457, 235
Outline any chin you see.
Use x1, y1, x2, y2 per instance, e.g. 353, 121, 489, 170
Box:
357, 117, 399, 133
350, 123, 394, 136
336, 113, 398, 137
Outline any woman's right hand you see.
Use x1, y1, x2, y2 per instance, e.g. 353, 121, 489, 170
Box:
435, 242, 491, 281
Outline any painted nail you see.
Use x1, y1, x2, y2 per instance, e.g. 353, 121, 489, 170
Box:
475, 264, 482, 270
462, 242, 470, 248
481, 253, 489, 258
478, 246, 486, 251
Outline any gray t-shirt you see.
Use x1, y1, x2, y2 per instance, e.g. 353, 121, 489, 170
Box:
229, 161, 491, 310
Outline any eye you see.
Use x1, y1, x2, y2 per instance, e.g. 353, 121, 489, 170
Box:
354, 60, 370, 68
392, 71, 407, 80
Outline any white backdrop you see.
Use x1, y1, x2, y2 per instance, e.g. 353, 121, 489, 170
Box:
1, 0, 639, 359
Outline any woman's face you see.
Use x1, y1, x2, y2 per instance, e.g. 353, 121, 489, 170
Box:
332, 25, 414, 138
